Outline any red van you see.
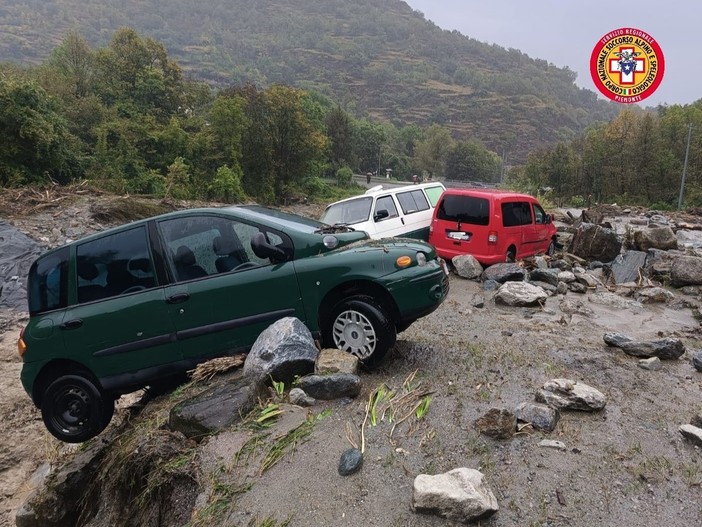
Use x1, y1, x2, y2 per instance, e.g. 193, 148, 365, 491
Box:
428, 189, 557, 265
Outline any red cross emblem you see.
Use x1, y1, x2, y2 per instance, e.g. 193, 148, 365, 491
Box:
608, 46, 646, 85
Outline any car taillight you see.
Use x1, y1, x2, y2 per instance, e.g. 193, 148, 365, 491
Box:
488, 231, 498, 245
18, 326, 27, 358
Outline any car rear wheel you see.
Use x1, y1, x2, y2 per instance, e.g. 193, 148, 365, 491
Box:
506, 247, 517, 263
547, 239, 556, 256
40, 374, 113, 443
323, 296, 396, 366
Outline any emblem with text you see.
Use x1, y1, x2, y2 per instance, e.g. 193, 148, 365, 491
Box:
590, 27, 665, 104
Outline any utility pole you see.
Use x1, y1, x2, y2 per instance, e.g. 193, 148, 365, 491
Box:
677, 123, 692, 210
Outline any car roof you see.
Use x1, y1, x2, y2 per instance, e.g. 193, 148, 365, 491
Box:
327, 181, 445, 206
440, 188, 540, 201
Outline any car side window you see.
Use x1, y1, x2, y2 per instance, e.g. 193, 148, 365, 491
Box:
27, 247, 69, 314
75, 227, 156, 302
533, 204, 546, 224
501, 202, 533, 227
374, 195, 399, 222
396, 190, 430, 215
159, 216, 278, 280
424, 185, 444, 207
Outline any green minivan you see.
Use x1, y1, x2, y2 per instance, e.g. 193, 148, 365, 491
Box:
19, 205, 449, 442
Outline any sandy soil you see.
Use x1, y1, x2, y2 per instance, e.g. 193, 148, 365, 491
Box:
1, 193, 702, 526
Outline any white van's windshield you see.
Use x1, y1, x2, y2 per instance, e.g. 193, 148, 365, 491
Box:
321, 196, 373, 225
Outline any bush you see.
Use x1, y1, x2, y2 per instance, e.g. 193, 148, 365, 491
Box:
336, 166, 353, 186
209, 165, 247, 203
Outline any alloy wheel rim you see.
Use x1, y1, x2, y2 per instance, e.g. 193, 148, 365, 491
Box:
332, 309, 377, 360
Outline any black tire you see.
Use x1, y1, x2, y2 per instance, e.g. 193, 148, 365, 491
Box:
40, 374, 112, 443
506, 247, 517, 263
547, 239, 556, 256
322, 296, 396, 366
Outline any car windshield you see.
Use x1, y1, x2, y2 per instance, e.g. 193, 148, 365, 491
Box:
320, 197, 373, 226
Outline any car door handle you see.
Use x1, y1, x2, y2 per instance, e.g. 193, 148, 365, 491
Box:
167, 293, 190, 304
60, 319, 83, 330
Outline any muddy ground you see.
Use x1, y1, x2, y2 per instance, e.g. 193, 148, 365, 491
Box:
1, 190, 702, 526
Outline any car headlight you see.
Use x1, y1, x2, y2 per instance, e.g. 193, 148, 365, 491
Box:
323, 235, 338, 249
416, 252, 427, 266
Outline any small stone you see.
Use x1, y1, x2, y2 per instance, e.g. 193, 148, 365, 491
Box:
539, 439, 567, 451
680, 425, 702, 447
289, 387, 315, 407
692, 350, 702, 372
638, 357, 662, 371
338, 448, 363, 476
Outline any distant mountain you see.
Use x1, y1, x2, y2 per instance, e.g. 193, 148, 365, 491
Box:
0, 0, 619, 161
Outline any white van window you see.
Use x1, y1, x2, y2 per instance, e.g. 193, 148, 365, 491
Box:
374, 195, 399, 221
424, 185, 444, 206
397, 189, 430, 215
321, 196, 372, 225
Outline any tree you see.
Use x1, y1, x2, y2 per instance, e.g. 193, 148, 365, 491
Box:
325, 106, 354, 172
414, 124, 454, 179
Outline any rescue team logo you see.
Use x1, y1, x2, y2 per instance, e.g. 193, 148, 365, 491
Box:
590, 27, 665, 104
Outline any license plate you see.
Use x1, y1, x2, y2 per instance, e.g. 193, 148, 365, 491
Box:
448, 231, 471, 241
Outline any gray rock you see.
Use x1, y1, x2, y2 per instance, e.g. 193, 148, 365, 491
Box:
483, 279, 499, 291
568, 223, 622, 262
494, 282, 548, 307
635, 287, 674, 303
680, 286, 701, 296
539, 439, 567, 451
671, 256, 702, 286
297, 373, 362, 400
528, 280, 557, 294
619, 338, 685, 360
452, 254, 483, 280
556, 281, 568, 295
557, 271, 576, 283
481, 263, 525, 283
638, 357, 662, 371
315, 348, 359, 375
169, 373, 265, 438
589, 292, 643, 311
610, 251, 647, 284
559, 298, 594, 317
574, 272, 599, 289
528, 268, 560, 287
474, 408, 517, 439
533, 256, 549, 269
567, 282, 587, 294
604, 332, 634, 347
338, 448, 363, 476
243, 317, 318, 385
536, 378, 606, 411
692, 350, 702, 372
680, 424, 702, 447
515, 402, 560, 432
412, 468, 499, 522
630, 226, 678, 251
289, 387, 316, 407
691, 414, 702, 428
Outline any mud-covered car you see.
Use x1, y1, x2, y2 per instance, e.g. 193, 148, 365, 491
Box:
18, 205, 449, 442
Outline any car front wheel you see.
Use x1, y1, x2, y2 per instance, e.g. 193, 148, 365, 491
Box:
323, 297, 396, 366
40, 374, 113, 443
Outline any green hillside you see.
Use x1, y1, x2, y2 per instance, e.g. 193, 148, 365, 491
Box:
0, 0, 619, 161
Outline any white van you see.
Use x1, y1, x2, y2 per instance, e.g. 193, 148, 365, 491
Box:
320, 182, 445, 240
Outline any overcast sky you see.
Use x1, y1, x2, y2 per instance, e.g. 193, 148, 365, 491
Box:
404, 0, 697, 107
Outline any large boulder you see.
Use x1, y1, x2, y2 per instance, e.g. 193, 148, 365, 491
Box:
609, 251, 647, 284
671, 255, 702, 286
494, 281, 548, 307
568, 223, 621, 262
412, 468, 499, 522
481, 263, 525, 283
452, 254, 483, 280
603, 332, 685, 360
169, 372, 266, 438
297, 373, 362, 400
629, 225, 678, 251
243, 317, 318, 384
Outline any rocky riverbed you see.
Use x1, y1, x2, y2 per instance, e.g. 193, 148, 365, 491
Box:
1, 189, 702, 527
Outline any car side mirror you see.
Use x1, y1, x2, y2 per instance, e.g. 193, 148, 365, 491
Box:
374, 209, 389, 222
251, 232, 288, 263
